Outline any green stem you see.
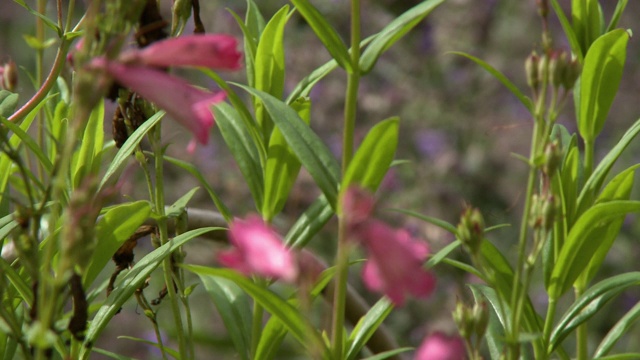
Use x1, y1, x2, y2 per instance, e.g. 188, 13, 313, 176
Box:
543, 298, 557, 352
332, 0, 360, 358
151, 127, 189, 360
583, 139, 594, 181
251, 292, 265, 357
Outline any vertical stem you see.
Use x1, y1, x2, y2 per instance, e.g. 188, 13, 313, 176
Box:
575, 287, 588, 360
251, 292, 265, 357
583, 139, 594, 181
331, 0, 360, 358
151, 127, 189, 360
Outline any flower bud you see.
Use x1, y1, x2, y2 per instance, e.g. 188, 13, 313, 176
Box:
472, 301, 490, 340
549, 51, 566, 89
1, 60, 18, 92
525, 52, 540, 93
542, 140, 561, 176
452, 300, 473, 339
457, 207, 485, 254
561, 55, 581, 90
536, 0, 548, 18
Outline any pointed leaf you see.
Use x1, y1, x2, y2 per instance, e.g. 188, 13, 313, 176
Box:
577, 29, 629, 142
346, 298, 394, 360
550, 272, 640, 351
360, 0, 445, 73
548, 201, 640, 299
285, 194, 334, 248
290, 0, 352, 72
594, 301, 640, 358
550, 0, 583, 60
73, 98, 105, 187
0, 91, 18, 118
339, 118, 398, 212
235, 85, 340, 208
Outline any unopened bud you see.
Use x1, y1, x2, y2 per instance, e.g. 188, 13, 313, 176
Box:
472, 301, 489, 340
457, 207, 485, 254
542, 140, 561, 176
1, 60, 18, 92
561, 56, 580, 90
453, 300, 474, 339
536, 0, 548, 18
549, 51, 567, 89
525, 52, 540, 93
540, 195, 557, 230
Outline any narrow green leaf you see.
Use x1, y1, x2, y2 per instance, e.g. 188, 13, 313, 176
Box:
549, 272, 640, 351
548, 201, 640, 300
346, 298, 394, 360
98, 111, 164, 192
0, 116, 54, 174
577, 118, 640, 215
290, 0, 352, 72
262, 97, 311, 220
183, 265, 329, 355
575, 166, 637, 289
73, 98, 105, 188
362, 348, 413, 360
253, 6, 289, 138
595, 355, 640, 360
594, 301, 640, 357
450, 52, 533, 112
0, 91, 18, 117
80, 228, 217, 359
550, 0, 584, 60
339, 118, 399, 213
390, 208, 457, 234
235, 85, 340, 208
83, 201, 151, 288
12, 0, 61, 34
607, 0, 628, 32
360, 0, 445, 73
162, 155, 233, 222
254, 315, 288, 360
165, 187, 199, 218
213, 102, 264, 210
0, 256, 33, 306
287, 60, 339, 103
91, 347, 138, 360
117, 336, 180, 359
577, 29, 629, 142
425, 240, 461, 269
470, 285, 506, 360
197, 276, 251, 360
285, 194, 334, 248
572, 0, 603, 55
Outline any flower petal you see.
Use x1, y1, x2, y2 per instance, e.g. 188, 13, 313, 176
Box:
120, 34, 242, 70
416, 332, 467, 360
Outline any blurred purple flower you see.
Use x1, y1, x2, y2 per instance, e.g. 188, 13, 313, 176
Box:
415, 332, 467, 360
218, 215, 297, 282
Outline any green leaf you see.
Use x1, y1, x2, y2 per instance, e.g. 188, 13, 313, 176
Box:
390, 208, 457, 234
198, 276, 252, 360
162, 155, 233, 222
550, 0, 584, 60
574, 166, 637, 289
12, 0, 61, 34
0, 91, 18, 118
425, 240, 462, 269
548, 201, 640, 300
117, 336, 180, 359
253, 6, 289, 138
229, 0, 265, 88
559, 144, 581, 225
287, 60, 339, 103
91, 347, 138, 360
595, 355, 640, 360
346, 298, 394, 360
213, 102, 264, 210
0, 116, 53, 174
98, 111, 164, 192
362, 348, 413, 360
73, 98, 105, 188
450, 52, 533, 112
572, 0, 603, 55
470, 285, 507, 359
360, 0, 445, 73
285, 194, 334, 248
83, 201, 151, 288
165, 187, 199, 218
577, 29, 629, 142
594, 301, 640, 357
0, 256, 33, 306
262, 97, 311, 220
577, 118, 640, 215
607, 0, 629, 32
339, 118, 399, 213
549, 272, 640, 351
254, 315, 288, 360
183, 265, 329, 356
235, 85, 340, 208
80, 228, 218, 359
290, 0, 352, 72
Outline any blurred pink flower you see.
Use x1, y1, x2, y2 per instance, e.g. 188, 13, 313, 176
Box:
91, 59, 224, 148
357, 220, 436, 306
341, 186, 376, 227
119, 34, 242, 70
415, 332, 466, 360
218, 216, 297, 282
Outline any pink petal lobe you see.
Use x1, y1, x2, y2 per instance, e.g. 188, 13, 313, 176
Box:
416, 332, 467, 360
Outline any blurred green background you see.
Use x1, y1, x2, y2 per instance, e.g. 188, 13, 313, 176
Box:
2, 0, 640, 358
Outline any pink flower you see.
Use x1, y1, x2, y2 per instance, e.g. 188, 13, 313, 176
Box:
118, 34, 242, 70
356, 220, 436, 306
218, 216, 297, 282
341, 186, 376, 227
415, 332, 467, 360
91, 59, 225, 148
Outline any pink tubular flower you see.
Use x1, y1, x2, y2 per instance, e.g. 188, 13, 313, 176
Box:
91, 58, 224, 148
118, 34, 242, 70
357, 221, 436, 306
218, 216, 297, 282
415, 332, 467, 360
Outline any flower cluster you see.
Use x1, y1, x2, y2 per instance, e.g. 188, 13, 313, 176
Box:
88, 34, 242, 151
342, 186, 436, 306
